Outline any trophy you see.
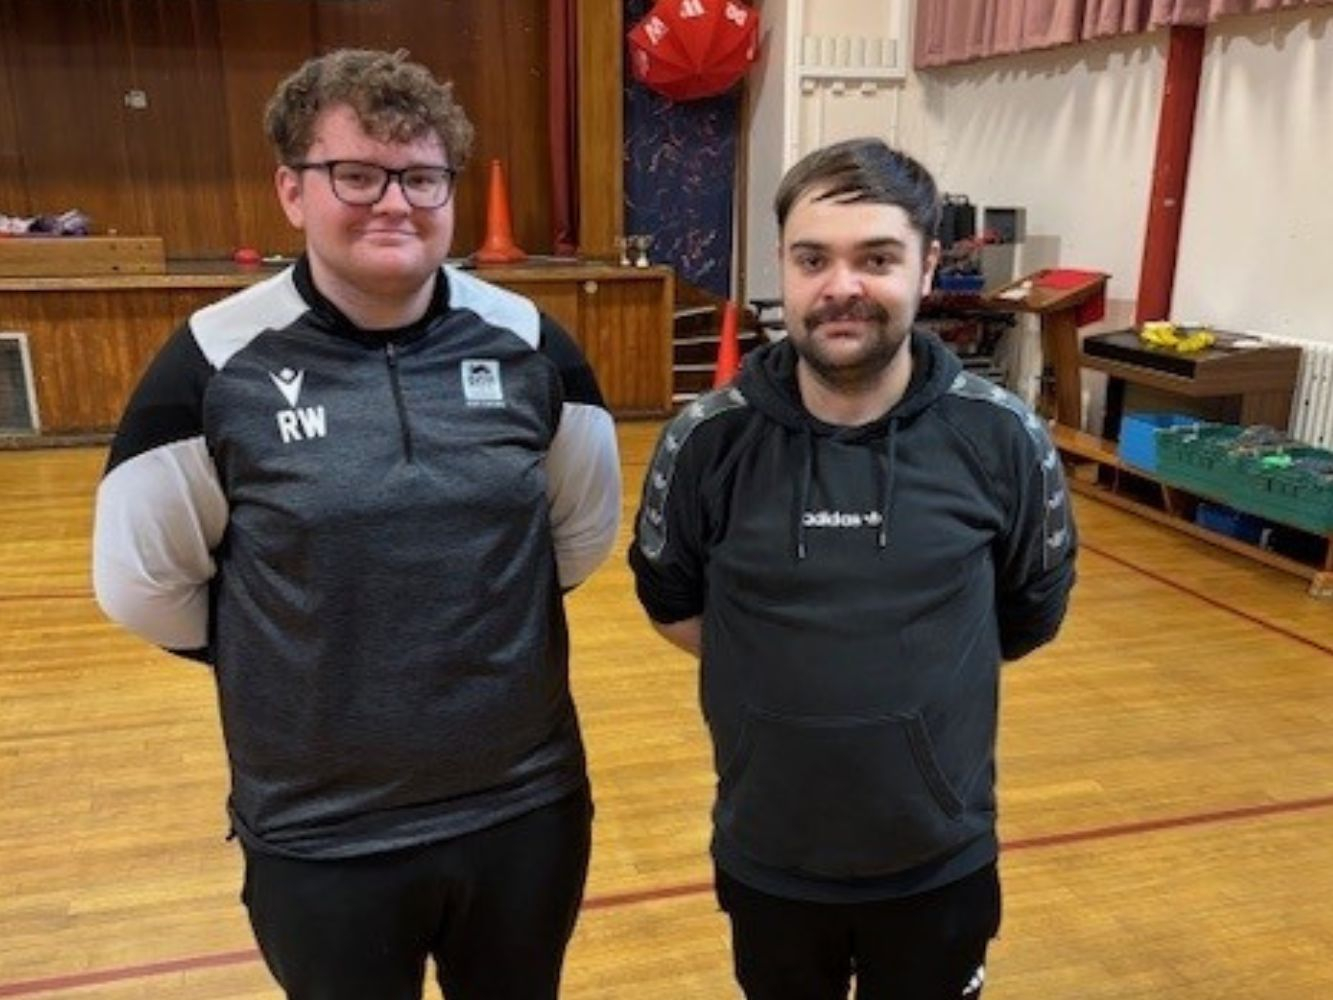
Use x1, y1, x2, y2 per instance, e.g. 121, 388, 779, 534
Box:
630, 234, 653, 268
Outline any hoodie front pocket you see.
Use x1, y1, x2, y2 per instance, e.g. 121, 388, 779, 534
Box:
716, 707, 975, 879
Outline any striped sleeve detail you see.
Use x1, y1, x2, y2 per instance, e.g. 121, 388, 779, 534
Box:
947, 372, 1071, 571
637, 387, 748, 561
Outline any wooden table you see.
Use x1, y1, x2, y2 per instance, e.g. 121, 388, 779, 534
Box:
1081, 329, 1302, 438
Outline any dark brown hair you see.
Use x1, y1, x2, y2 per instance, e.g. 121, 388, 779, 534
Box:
264, 49, 474, 169
774, 138, 942, 251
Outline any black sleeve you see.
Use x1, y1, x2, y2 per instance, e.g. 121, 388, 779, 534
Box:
628, 416, 711, 625
538, 314, 607, 411
994, 417, 1078, 660
105, 323, 214, 473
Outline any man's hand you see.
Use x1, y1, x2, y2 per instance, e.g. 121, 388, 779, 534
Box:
651, 616, 702, 658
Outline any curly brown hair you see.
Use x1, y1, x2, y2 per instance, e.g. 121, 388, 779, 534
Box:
264, 49, 475, 170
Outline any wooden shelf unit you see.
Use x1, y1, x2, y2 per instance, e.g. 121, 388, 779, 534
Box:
1051, 424, 1333, 598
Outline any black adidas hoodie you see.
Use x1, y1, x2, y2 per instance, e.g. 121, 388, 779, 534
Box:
630, 331, 1076, 902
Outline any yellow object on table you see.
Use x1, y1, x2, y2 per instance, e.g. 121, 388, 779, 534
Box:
1139, 321, 1216, 353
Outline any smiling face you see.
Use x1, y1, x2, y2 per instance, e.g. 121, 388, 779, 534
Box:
275, 104, 455, 317
780, 185, 939, 391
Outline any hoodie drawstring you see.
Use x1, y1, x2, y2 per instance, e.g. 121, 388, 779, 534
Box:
795, 426, 814, 561
877, 421, 899, 550
793, 422, 898, 559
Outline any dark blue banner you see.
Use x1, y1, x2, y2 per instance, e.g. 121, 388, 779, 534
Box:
623, 0, 741, 297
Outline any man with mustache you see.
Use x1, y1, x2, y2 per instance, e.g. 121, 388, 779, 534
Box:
629, 138, 1077, 999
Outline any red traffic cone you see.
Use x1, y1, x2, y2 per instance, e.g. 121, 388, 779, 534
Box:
474, 159, 527, 265
713, 301, 741, 388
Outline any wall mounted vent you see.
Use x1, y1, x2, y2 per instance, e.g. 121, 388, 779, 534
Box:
0, 333, 40, 434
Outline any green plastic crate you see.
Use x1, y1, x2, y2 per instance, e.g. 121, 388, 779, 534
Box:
1154, 424, 1245, 500
1236, 449, 1333, 534
1157, 425, 1333, 534
1155, 426, 1333, 533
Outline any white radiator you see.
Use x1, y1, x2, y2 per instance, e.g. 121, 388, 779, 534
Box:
1253, 335, 1333, 448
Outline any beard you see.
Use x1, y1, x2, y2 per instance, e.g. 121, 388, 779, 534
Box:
794, 299, 911, 390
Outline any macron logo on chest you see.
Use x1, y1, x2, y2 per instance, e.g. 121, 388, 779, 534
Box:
269, 368, 327, 444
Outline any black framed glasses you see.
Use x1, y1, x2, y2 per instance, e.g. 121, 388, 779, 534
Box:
291, 160, 458, 209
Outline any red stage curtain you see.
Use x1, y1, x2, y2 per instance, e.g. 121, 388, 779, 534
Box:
548, 0, 579, 254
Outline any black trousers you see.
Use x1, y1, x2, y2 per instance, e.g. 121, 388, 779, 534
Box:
716, 861, 1001, 1000
241, 790, 592, 1000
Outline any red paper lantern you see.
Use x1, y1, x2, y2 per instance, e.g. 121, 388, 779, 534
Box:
627, 0, 760, 102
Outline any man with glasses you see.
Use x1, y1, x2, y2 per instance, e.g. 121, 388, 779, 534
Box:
296, 161, 459, 208
93, 49, 620, 1000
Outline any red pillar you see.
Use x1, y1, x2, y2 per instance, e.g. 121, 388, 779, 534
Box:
1136, 25, 1206, 324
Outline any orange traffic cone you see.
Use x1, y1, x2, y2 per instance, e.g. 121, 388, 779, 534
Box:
713, 301, 742, 388
474, 158, 527, 265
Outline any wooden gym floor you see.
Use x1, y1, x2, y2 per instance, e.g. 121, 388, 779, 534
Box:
1, 420, 1331, 998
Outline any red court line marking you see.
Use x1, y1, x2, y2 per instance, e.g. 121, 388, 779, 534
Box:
1080, 541, 1333, 656
1007, 793, 1333, 851
582, 880, 714, 910
2, 540, 1326, 996
0, 950, 259, 998
4, 793, 1333, 997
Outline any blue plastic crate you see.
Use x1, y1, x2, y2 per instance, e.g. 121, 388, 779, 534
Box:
1195, 502, 1269, 546
1118, 412, 1198, 472
934, 273, 985, 293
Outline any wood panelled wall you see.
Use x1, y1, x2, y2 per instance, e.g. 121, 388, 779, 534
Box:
0, 0, 554, 260
577, 0, 623, 259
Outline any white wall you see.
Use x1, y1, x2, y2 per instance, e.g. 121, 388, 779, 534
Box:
909, 34, 1165, 309
742, 0, 910, 302
741, 0, 793, 304
743, 4, 1333, 348
1172, 7, 1333, 343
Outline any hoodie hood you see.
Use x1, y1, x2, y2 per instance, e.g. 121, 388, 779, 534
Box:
735, 331, 963, 558
736, 329, 963, 435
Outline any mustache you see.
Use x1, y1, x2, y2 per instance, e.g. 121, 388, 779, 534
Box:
804, 300, 890, 328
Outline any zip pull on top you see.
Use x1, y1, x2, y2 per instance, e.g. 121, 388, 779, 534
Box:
384, 341, 416, 462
